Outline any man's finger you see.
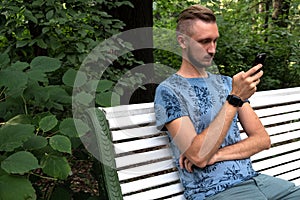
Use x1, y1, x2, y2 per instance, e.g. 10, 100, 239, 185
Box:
245, 64, 262, 77
179, 154, 185, 169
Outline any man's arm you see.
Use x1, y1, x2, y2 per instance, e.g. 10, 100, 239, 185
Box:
166, 100, 239, 169
166, 65, 265, 169
206, 103, 271, 165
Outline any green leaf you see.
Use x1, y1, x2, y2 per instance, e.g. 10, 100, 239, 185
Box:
25, 82, 50, 103
39, 115, 58, 132
49, 135, 71, 154
24, 9, 38, 23
74, 91, 94, 106
10, 61, 29, 71
0, 124, 35, 152
1, 151, 39, 174
97, 80, 114, 92
0, 175, 36, 200
32, 0, 44, 7
46, 10, 54, 20
16, 40, 29, 48
62, 68, 87, 87
59, 118, 90, 138
47, 86, 71, 104
30, 56, 61, 72
96, 91, 120, 107
0, 70, 28, 96
6, 115, 31, 125
115, 1, 134, 7
23, 135, 48, 150
0, 53, 10, 67
49, 36, 62, 51
27, 69, 48, 82
41, 155, 71, 180
37, 39, 47, 49
59, 118, 77, 138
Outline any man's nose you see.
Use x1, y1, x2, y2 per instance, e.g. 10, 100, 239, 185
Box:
208, 42, 216, 54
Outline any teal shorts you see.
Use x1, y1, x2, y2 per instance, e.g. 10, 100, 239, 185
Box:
206, 174, 300, 200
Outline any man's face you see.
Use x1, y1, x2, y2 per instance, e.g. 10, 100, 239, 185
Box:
184, 20, 219, 69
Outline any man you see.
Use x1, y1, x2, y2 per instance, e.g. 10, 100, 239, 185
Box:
154, 5, 300, 200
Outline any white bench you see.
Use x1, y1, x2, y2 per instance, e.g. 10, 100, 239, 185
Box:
92, 87, 300, 200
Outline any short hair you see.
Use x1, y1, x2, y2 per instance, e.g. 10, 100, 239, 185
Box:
176, 5, 216, 37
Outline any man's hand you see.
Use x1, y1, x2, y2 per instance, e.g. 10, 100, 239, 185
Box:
231, 64, 263, 101
179, 154, 194, 172
180, 153, 219, 172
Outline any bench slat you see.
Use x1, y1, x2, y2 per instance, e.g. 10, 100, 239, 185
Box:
252, 140, 300, 161
293, 178, 300, 186
253, 87, 300, 97
164, 195, 186, 200
114, 135, 168, 154
250, 94, 300, 107
112, 125, 160, 141
276, 168, 300, 182
270, 130, 300, 144
259, 111, 300, 127
123, 183, 184, 200
253, 151, 300, 171
103, 102, 154, 118
265, 121, 300, 136
250, 87, 300, 107
259, 159, 300, 177
118, 160, 175, 181
107, 113, 156, 129
115, 148, 172, 168
254, 103, 300, 118
121, 171, 180, 194
241, 129, 300, 142
238, 110, 300, 132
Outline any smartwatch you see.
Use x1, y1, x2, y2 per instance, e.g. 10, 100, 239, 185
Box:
226, 95, 245, 107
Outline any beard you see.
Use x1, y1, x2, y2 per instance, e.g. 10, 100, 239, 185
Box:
186, 47, 213, 69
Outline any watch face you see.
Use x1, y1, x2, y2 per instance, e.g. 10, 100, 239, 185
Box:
227, 95, 244, 107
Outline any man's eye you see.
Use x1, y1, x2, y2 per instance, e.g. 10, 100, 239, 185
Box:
200, 40, 210, 44
198, 38, 218, 44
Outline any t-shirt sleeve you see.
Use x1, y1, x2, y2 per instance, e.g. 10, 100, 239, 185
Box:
154, 84, 187, 129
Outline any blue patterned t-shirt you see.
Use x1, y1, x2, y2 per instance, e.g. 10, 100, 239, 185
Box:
154, 73, 258, 200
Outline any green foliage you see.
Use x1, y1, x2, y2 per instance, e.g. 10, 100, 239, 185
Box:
153, 0, 195, 70
0, 175, 36, 200
1, 151, 39, 174
0, 0, 135, 199
153, 0, 300, 90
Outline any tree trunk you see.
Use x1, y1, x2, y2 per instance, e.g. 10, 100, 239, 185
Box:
263, 0, 272, 42
272, 0, 291, 27
107, 0, 156, 104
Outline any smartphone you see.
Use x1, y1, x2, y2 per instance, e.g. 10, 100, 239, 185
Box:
252, 53, 266, 76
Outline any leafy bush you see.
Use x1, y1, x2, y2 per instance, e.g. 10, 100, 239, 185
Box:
0, 0, 136, 199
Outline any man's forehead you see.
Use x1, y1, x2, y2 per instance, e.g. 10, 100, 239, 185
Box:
190, 20, 219, 39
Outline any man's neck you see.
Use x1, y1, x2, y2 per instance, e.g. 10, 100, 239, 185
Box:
177, 61, 208, 78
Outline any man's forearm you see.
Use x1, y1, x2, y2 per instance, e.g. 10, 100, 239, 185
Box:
208, 133, 270, 165
187, 101, 238, 168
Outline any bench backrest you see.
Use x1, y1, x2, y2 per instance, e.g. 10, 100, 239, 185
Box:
99, 87, 300, 200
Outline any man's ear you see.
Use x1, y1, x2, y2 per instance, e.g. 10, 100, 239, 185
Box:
177, 35, 187, 49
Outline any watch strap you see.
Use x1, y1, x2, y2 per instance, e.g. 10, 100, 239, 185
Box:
226, 95, 245, 107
